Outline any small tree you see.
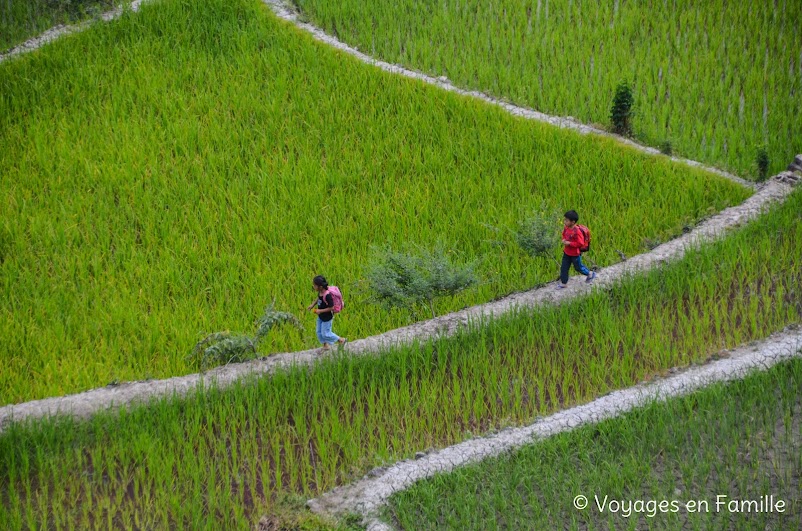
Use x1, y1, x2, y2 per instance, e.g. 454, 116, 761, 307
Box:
363, 244, 478, 319
610, 81, 634, 136
189, 301, 301, 370
756, 145, 770, 181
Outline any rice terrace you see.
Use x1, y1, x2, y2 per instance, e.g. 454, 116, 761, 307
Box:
0, 0, 800, 529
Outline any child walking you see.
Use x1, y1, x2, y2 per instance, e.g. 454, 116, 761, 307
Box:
557, 210, 596, 288
307, 275, 347, 351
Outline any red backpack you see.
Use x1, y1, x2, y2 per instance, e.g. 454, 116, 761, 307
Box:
324, 286, 344, 313
576, 225, 591, 253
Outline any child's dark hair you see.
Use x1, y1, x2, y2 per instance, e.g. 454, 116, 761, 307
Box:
313, 275, 329, 289
564, 210, 579, 222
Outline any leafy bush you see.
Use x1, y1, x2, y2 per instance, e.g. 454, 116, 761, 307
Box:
254, 305, 302, 342
513, 203, 562, 260
191, 332, 256, 370
363, 244, 478, 318
189, 302, 301, 370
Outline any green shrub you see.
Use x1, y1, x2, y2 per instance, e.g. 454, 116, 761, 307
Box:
610, 81, 635, 136
363, 244, 478, 318
189, 302, 301, 370
513, 203, 562, 261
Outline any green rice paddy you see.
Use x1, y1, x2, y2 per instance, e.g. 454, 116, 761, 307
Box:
1, 1, 799, 528
1, 184, 799, 529
0, 0, 122, 52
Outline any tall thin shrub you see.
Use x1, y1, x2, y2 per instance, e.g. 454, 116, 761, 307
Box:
610, 81, 634, 136
756, 146, 770, 181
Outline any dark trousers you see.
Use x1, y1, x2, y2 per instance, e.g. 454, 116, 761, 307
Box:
560, 252, 590, 284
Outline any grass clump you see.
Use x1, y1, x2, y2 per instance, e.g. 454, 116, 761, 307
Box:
191, 332, 257, 369
189, 302, 302, 370
363, 244, 478, 319
513, 203, 562, 261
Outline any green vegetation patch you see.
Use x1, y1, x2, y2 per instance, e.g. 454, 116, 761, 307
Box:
295, 0, 802, 178
0, 0, 749, 402
385, 358, 802, 530
1, 184, 799, 529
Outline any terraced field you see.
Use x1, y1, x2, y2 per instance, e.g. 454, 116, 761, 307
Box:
0, 0, 122, 51
0, 0, 800, 529
1, 181, 799, 528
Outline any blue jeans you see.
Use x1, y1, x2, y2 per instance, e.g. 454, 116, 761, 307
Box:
560, 252, 590, 284
316, 317, 340, 345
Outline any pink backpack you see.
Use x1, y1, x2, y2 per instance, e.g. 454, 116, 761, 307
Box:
324, 286, 344, 313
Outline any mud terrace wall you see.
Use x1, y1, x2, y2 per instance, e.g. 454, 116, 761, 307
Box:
304, 327, 802, 530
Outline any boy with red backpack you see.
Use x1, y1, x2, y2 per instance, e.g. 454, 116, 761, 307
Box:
557, 210, 596, 289
307, 275, 347, 350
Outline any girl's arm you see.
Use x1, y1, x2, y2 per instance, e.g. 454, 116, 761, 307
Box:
312, 294, 334, 314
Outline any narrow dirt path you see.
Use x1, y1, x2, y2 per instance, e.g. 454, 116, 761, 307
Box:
306, 327, 802, 529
